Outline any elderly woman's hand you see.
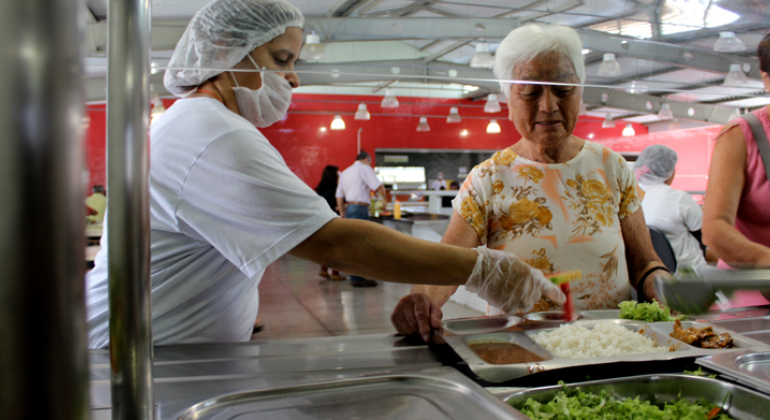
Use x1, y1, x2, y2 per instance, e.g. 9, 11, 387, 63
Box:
466, 246, 566, 314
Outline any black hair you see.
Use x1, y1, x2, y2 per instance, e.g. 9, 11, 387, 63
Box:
759, 30, 770, 73
315, 165, 339, 193
356, 151, 370, 161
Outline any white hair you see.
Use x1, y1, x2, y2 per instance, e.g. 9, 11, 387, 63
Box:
493, 24, 585, 99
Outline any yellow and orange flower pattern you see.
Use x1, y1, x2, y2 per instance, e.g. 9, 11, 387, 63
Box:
454, 142, 640, 311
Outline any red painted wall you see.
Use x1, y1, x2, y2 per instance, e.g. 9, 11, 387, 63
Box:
84, 93, 651, 190
594, 126, 723, 192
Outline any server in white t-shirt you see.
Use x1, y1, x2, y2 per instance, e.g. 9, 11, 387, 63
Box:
430, 173, 447, 191
85, 0, 566, 348
335, 151, 386, 287
635, 145, 709, 276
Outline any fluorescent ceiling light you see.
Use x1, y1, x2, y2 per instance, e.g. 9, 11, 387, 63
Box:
416, 117, 430, 132
381, 88, 399, 109
354, 103, 371, 120
330, 115, 345, 130
484, 93, 502, 113
487, 119, 501, 134
447, 107, 461, 123
470, 43, 495, 69
300, 33, 326, 61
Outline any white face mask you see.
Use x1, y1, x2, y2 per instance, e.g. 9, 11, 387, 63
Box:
230, 55, 293, 128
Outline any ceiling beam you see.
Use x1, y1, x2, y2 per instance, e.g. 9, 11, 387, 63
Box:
327, 0, 375, 17
422, 40, 472, 63
103, 18, 760, 78
84, 59, 739, 124
302, 17, 760, 77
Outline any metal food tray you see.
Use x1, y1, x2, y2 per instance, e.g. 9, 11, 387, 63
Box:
698, 350, 770, 396
500, 374, 770, 420
443, 316, 524, 335
173, 367, 529, 420
445, 319, 769, 383
523, 309, 619, 322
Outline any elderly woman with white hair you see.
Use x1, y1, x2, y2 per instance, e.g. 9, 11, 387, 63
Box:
635, 145, 710, 276
391, 24, 672, 338
85, 0, 565, 348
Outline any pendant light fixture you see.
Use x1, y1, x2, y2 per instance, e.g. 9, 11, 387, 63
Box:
381, 88, 399, 109
470, 43, 495, 69
658, 103, 673, 120
714, 31, 746, 53
300, 32, 326, 61
484, 93, 502, 113
487, 119, 501, 134
354, 103, 371, 120
602, 113, 615, 128
416, 117, 430, 132
724, 64, 748, 85
330, 115, 346, 130
622, 124, 635, 137
598, 53, 622, 77
728, 108, 742, 122
447, 106, 462, 123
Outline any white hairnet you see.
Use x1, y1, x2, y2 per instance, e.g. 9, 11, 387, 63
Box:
164, 0, 304, 97
635, 145, 678, 187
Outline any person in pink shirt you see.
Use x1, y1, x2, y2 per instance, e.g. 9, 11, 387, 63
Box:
703, 30, 770, 306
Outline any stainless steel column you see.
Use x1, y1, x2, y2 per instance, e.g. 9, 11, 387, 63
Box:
107, 0, 154, 418
0, 0, 90, 419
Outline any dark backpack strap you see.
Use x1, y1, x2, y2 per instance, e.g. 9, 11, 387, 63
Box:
743, 113, 770, 183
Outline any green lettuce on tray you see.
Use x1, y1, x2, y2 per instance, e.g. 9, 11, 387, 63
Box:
514, 382, 730, 420
619, 300, 687, 322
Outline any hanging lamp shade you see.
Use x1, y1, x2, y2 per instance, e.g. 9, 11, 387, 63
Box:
447, 107, 462, 123
484, 93, 502, 113
622, 124, 635, 137
602, 113, 615, 128
354, 103, 371, 120
470, 43, 495, 69
330, 115, 346, 130
486, 119, 501, 134
724, 63, 748, 85
598, 53, 622, 77
728, 109, 742, 122
658, 103, 673, 120
416, 117, 430, 132
714, 31, 746, 53
300, 32, 326, 61
381, 88, 399, 109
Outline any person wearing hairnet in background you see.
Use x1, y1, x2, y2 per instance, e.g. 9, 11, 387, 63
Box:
635, 145, 711, 276
84, 0, 564, 348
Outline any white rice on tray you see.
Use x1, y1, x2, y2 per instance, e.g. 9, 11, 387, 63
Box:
532, 321, 670, 359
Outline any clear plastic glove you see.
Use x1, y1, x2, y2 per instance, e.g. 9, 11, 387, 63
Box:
466, 246, 566, 313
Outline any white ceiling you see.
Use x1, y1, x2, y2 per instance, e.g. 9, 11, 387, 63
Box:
84, 0, 770, 123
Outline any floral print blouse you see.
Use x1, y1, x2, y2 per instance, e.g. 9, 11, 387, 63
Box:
454, 141, 640, 311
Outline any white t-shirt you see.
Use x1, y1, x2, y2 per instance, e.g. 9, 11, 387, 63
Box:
641, 183, 708, 276
336, 161, 382, 203
431, 179, 447, 191
86, 98, 337, 348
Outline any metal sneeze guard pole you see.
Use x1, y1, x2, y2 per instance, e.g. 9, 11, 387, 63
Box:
107, 0, 155, 418
0, 0, 90, 418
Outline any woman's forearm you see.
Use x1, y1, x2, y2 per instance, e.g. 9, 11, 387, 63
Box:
704, 219, 770, 267
290, 218, 478, 286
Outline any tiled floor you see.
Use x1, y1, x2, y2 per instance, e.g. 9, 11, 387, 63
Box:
251, 254, 484, 340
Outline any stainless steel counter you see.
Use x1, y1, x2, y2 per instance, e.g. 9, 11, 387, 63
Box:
90, 334, 446, 419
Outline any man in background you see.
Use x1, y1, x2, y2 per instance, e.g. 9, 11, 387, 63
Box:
431, 172, 447, 191
336, 151, 387, 287
85, 185, 107, 224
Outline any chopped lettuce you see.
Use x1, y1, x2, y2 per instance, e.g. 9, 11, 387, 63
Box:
684, 367, 718, 379
514, 382, 731, 420
619, 300, 687, 322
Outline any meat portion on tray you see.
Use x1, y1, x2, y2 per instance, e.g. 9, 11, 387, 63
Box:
670, 320, 734, 349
